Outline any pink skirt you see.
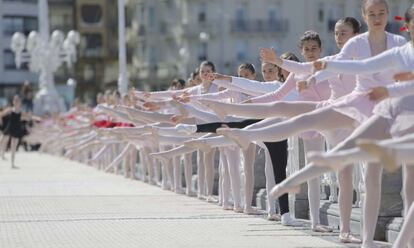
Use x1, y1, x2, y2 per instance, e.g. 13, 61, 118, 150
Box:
330, 91, 377, 125
373, 95, 414, 137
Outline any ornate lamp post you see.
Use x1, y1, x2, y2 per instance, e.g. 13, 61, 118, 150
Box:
10, 0, 79, 116
118, 0, 129, 96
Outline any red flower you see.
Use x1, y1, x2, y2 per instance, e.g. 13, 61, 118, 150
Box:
394, 16, 405, 21
400, 26, 408, 32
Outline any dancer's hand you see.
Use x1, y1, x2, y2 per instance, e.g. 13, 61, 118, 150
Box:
394, 71, 414, 81
205, 72, 216, 82
367, 87, 389, 101
312, 60, 326, 72
174, 92, 190, 103
143, 101, 161, 111
170, 114, 185, 124
296, 80, 309, 93
259, 47, 280, 65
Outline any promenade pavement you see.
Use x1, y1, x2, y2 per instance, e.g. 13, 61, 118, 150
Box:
0, 152, 391, 248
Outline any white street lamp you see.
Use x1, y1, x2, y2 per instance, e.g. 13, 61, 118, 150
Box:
10, 0, 80, 116
118, 0, 129, 96
199, 32, 210, 42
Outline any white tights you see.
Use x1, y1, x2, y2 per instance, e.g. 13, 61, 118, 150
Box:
277, 115, 414, 246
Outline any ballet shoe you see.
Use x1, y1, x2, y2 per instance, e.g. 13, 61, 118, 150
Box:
281, 213, 302, 227
267, 213, 281, 221
243, 207, 261, 215
197, 194, 206, 200
198, 99, 227, 120
339, 232, 362, 244
269, 184, 300, 199
184, 140, 212, 153
311, 224, 333, 233
216, 128, 250, 150
206, 196, 218, 203
222, 204, 233, 210
174, 188, 185, 194
185, 189, 197, 197
176, 124, 197, 135
233, 206, 244, 213
357, 139, 398, 173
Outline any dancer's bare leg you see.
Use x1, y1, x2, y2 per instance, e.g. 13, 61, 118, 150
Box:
199, 99, 318, 120
0, 135, 10, 160
183, 153, 195, 196
151, 145, 196, 162
173, 154, 183, 193
184, 136, 235, 152
337, 165, 356, 239
393, 199, 414, 248
242, 143, 257, 214
303, 137, 326, 231
219, 148, 231, 209
275, 115, 392, 247
197, 150, 206, 198
204, 149, 216, 202
129, 148, 138, 179
357, 136, 414, 173
10, 137, 19, 169
224, 147, 242, 212
402, 164, 414, 248
160, 145, 174, 191
262, 144, 278, 220
104, 143, 132, 172
217, 108, 355, 150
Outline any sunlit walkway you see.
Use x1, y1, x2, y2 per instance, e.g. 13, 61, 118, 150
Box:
0, 152, 387, 248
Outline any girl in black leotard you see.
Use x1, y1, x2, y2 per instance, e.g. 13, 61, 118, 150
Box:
0, 95, 29, 168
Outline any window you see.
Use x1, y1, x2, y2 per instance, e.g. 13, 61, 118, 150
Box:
198, 3, 206, 23
82, 33, 102, 57
148, 6, 156, 28
140, 5, 145, 22
235, 8, 246, 31
149, 46, 156, 65
318, 3, 324, 23
3, 16, 38, 36
268, 9, 277, 21
197, 43, 207, 61
81, 4, 102, 24
50, 13, 72, 31
3, 49, 28, 70
236, 40, 248, 61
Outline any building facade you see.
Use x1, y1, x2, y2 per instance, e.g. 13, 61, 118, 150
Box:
127, 0, 412, 90
0, 0, 38, 106
74, 0, 120, 103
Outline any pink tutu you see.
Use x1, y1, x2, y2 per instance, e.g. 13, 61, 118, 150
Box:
330, 91, 377, 125
373, 96, 414, 137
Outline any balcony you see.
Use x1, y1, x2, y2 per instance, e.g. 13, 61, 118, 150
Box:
178, 21, 218, 38
230, 19, 289, 34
